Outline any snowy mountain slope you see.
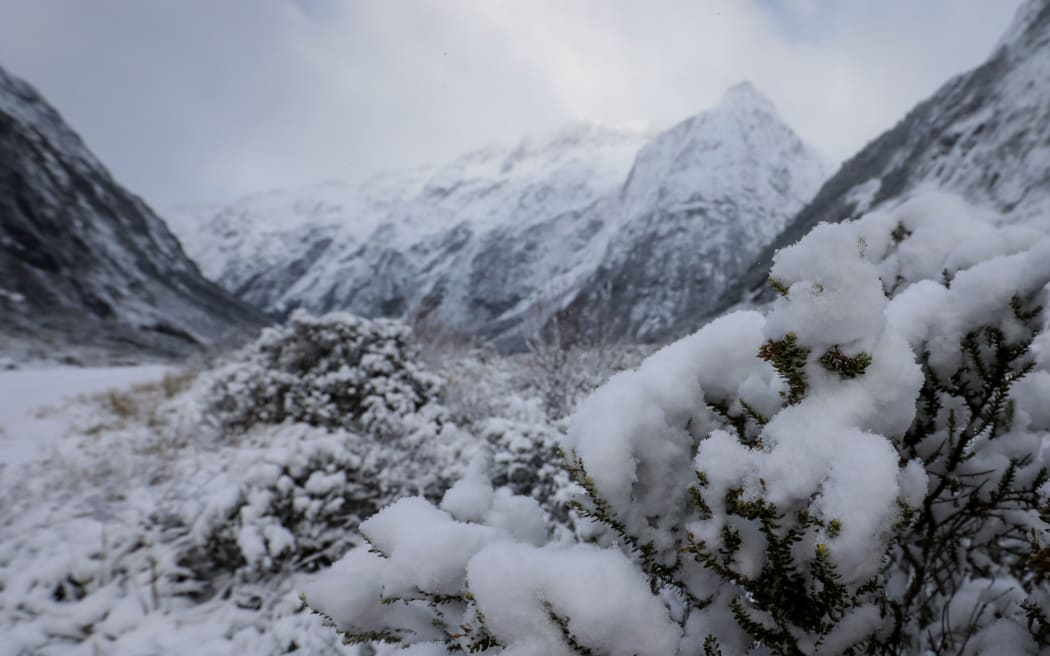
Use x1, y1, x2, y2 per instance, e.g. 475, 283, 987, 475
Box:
556, 83, 828, 343
0, 66, 267, 362
171, 122, 651, 336
171, 86, 827, 349
719, 0, 1050, 312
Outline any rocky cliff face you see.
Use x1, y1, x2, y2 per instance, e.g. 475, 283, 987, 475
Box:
0, 66, 266, 362
171, 84, 827, 350
718, 0, 1050, 313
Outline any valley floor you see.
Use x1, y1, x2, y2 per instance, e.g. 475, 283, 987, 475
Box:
0, 365, 171, 471
0, 337, 619, 655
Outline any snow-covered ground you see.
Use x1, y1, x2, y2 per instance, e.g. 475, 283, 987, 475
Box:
0, 362, 365, 655
0, 365, 171, 471
0, 327, 617, 655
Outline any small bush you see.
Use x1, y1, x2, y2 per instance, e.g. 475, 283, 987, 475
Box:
481, 418, 575, 530
175, 425, 414, 589
208, 311, 443, 436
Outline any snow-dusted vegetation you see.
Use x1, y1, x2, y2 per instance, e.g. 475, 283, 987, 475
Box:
302, 194, 1050, 655
2, 5, 1049, 653
5, 194, 1050, 655
0, 312, 608, 655
208, 311, 446, 436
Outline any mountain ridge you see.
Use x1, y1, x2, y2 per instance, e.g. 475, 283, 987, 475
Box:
553, 82, 827, 344
171, 82, 827, 349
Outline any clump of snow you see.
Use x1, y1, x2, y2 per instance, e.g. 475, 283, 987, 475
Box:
304, 478, 672, 655
565, 310, 766, 556
467, 542, 679, 656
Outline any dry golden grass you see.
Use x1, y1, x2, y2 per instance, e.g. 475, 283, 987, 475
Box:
105, 389, 139, 419
91, 368, 198, 427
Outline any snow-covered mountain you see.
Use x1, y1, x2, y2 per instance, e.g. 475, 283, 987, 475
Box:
720, 0, 1050, 311
171, 84, 827, 349
0, 66, 266, 362
172, 121, 649, 336
558, 82, 827, 342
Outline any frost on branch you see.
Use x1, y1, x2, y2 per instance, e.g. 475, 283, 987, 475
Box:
306, 193, 1050, 655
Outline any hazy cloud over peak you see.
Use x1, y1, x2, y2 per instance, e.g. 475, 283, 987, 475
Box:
0, 0, 1023, 207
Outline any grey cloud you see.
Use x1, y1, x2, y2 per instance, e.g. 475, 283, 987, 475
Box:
0, 0, 1023, 208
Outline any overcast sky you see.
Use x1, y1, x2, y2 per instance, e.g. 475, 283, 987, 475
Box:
0, 0, 1024, 209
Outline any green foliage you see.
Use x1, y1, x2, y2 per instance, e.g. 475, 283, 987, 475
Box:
330, 584, 504, 653
571, 420, 878, 655
446, 604, 502, 652
708, 400, 764, 448
890, 222, 911, 244
758, 332, 810, 405
302, 593, 407, 646
545, 602, 596, 656
566, 456, 693, 602
819, 346, 872, 379
685, 495, 873, 655
689, 474, 714, 520
703, 634, 723, 656
768, 276, 790, 298
1021, 600, 1050, 647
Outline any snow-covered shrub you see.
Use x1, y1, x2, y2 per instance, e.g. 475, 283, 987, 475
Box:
421, 344, 584, 530
423, 342, 530, 427
0, 396, 476, 654
304, 193, 1050, 655
180, 312, 478, 585
0, 329, 486, 655
480, 418, 575, 530
172, 426, 388, 590
209, 311, 443, 435
0, 499, 355, 655
176, 418, 473, 591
